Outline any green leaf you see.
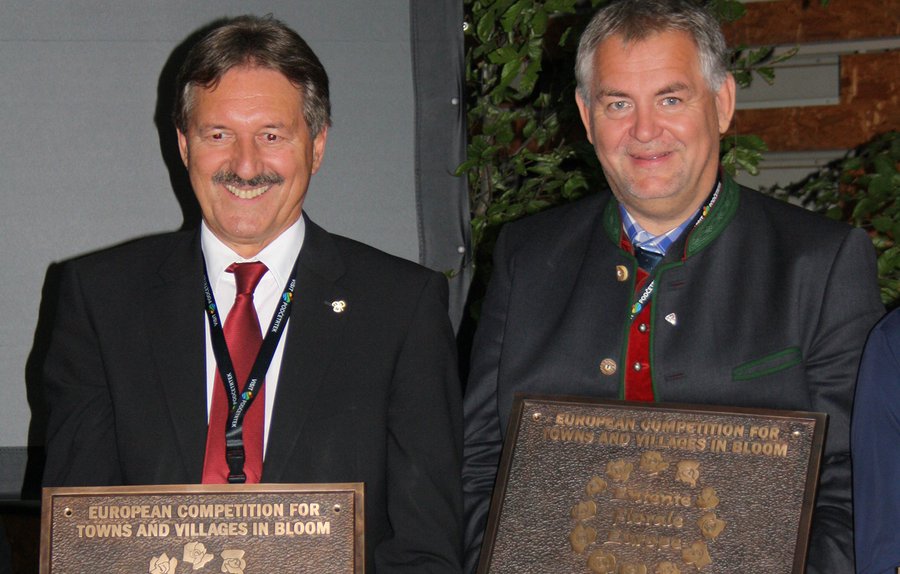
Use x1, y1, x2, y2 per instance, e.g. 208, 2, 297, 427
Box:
769, 47, 799, 66
476, 11, 496, 43
731, 69, 752, 89
844, 157, 864, 172
869, 174, 892, 197
747, 47, 774, 66
531, 8, 548, 36
873, 215, 894, 233
516, 59, 542, 96
755, 67, 776, 85
498, 59, 521, 90
853, 198, 877, 219
528, 163, 555, 176
709, 0, 746, 22
526, 199, 551, 212
562, 174, 587, 198
507, 203, 525, 219
491, 46, 522, 64
874, 155, 898, 178
543, 0, 578, 12
736, 134, 768, 152
825, 206, 844, 220
501, 0, 526, 33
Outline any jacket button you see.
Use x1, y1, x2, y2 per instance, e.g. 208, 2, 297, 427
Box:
633, 362, 643, 372
616, 265, 629, 282
600, 358, 617, 376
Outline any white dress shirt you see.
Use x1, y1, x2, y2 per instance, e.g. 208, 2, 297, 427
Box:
200, 217, 305, 454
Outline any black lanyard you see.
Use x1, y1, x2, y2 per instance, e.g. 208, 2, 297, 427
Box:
202, 258, 298, 482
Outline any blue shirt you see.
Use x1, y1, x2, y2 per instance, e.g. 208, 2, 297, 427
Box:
619, 205, 696, 256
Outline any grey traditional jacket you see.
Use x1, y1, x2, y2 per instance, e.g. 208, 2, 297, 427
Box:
463, 175, 883, 573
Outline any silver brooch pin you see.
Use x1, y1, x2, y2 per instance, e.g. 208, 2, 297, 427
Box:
331, 300, 347, 313
665, 313, 677, 326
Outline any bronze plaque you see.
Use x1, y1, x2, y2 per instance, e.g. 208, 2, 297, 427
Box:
40, 483, 364, 574
478, 395, 826, 574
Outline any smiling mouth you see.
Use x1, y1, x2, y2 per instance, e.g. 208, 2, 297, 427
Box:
213, 171, 285, 200
631, 151, 671, 161
224, 184, 270, 199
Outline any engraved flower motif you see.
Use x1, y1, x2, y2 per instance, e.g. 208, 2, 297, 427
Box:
606, 459, 634, 483
569, 522, 597, 554
586, 475, 608, 496
183, 541, 214, 570
655, 561, 681, 574
220, 549, 246, 574
571, 500, 598, 521
619, 563, 648, 574
149, 553, 178, 574
675, 460, 700, 488
639, 451, 670, 474
587, 550, 617, 574
695, 487, 719, 509
697, 512, 726, 540
682, 541, 712, 570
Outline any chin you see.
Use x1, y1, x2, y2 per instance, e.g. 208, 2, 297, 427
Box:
624, 185, 679, 202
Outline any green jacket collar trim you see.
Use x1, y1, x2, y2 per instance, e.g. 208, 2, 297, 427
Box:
601, 173, 741, 259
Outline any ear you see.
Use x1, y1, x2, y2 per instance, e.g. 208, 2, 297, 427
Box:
715, 73, 736, 134
575, 91, 595, 145
311, 126, 328, 174
176, 128, 190, 167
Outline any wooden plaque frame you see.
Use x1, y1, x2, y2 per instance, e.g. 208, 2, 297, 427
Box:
478, 395, 826, 574
40, 483, 364, 574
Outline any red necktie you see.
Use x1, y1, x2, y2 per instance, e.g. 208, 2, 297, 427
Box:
202, 261, 268, 483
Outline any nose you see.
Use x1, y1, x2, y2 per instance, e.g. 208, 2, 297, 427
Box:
630, 106, 662, 143
231, 136, 263, 180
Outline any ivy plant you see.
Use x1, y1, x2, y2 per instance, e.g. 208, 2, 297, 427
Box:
771, 131, 900, 307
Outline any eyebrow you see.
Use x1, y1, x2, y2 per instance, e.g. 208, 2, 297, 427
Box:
656, 82, 690, 96
196, 121, 290, 131
595, 81, 691, 100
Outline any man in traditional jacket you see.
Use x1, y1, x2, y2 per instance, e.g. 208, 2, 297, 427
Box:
462, 1, 883, 572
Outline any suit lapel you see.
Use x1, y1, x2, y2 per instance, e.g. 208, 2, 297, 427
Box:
263, 216, 349, 481
144, 232, 208, 481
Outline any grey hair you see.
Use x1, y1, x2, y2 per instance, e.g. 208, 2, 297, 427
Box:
173, 14, 331, 138
575, 0, 729, 102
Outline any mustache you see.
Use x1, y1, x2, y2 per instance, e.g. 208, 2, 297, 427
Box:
212, 171, 285, 187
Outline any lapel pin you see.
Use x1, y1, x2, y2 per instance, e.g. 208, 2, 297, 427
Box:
665, 313, 677, 326
330, 300, 347, 313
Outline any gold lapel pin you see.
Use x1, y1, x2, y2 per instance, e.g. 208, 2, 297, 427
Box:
330, 300, 347, 313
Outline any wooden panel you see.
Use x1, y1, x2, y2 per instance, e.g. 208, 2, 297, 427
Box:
722, 0, 900, 46
728, 51, 900, 151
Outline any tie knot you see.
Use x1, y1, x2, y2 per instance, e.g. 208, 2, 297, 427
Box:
634, 244, 664, 272
227, 261, 268, 295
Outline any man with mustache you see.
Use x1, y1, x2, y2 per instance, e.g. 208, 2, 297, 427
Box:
462, 1, 882, 572
41, 15, 463, 573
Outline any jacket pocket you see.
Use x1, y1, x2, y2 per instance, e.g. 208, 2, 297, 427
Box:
732, 347, 802, 381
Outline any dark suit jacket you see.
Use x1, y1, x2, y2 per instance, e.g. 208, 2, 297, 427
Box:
462, 175, 883, 573
42, 215, 464, 573
852, 308, 900, 574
